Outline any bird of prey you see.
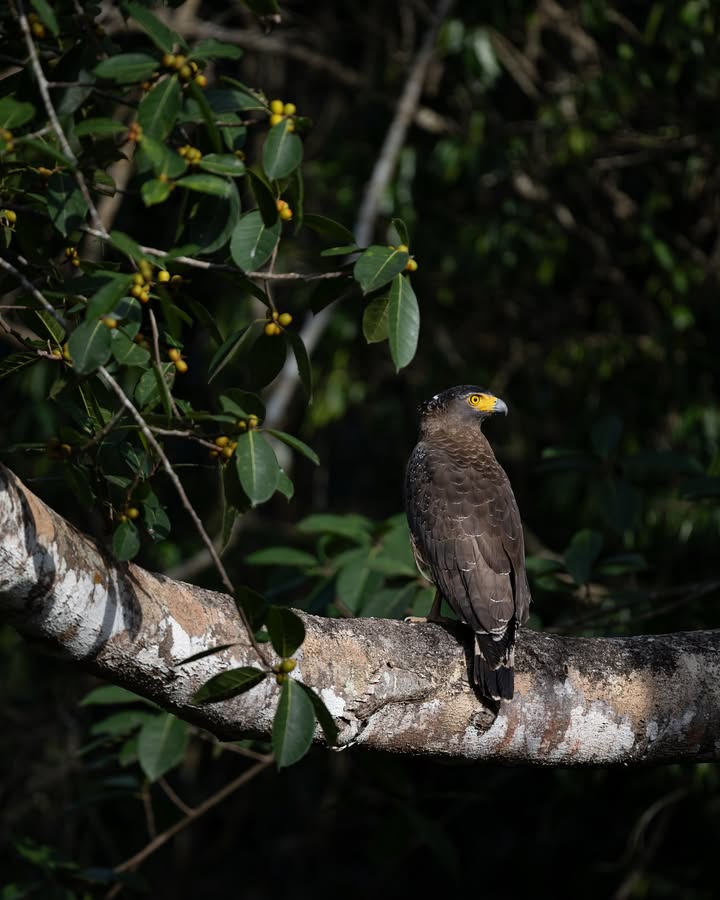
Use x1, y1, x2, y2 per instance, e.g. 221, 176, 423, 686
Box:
404, 386, 531, 701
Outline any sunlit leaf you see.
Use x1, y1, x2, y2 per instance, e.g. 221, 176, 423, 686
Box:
192, 666, 266, 703
235, 430, 280, 504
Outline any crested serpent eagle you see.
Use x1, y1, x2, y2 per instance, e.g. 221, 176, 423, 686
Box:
404, 386, 531, 701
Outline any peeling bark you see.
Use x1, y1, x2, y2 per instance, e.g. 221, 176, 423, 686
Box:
2, 463, 719, 766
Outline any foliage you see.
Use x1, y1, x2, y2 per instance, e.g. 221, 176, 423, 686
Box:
2, 0, 720, 898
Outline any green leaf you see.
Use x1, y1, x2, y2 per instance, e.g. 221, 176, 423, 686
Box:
122, 1, 186, 53
353, 245, 409, 294
192, 666, 266, 703
391, 217, 409, 246
595, 478, 640, 534
68, 319, 112, 374
190, 39, 244, 61
198, 153, 247, 176
336, 548, 377, 613
135, 363, 175, 409
265, 429, 319, 465
111, 329, 151, 367
177, 643, 239, 666
236, 585, 268, 631
137, 75, 181, 140
138, 135, 187, 178
277, 470, 294, 500
47, 172, 87, 236
91, 709, 154, 736
564, 529, 604, 586
246, 547, 318, 568
591, 415, 623, 459
320, 243, 360, 257
387, 273, 419, 371
0, 352, 39, 380
297, 682, 339, 745
137, 714, 189, 782
181, 181, 240, 253
247, 169, 278, 226
681, 476, 720, 499
220, 388, 266, 420
285, 329, 312, 401
186, 79, 222, 152
263, 118, 303, 180
74, 117, 128, 138
363, 293, 390, 343
81, 685, 146, 706
595, 553, 649, 576
30, 0, 59, 35
141, 178, 172, 206
235, 430, 280, 504
86, 275, 132, 319
273, 678, 315, 769
208, 322, 262, 382
298, 513, 373, 543
303, 213, 356, 244
94, 53, 159, 84
109, 229, 148, 262
143, 496, 171, 541
0, 96, 35, 129
266, 606, 306, 658
112, 520, 141, 561
230, 210, 281, 271
176, 173, 232, 197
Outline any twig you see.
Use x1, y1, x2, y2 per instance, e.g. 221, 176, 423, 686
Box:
78, 407, 126, 451
148, 308, 181, 419
140, 782, 157, 839
0, 255, 68, 329
98, 366, 270, 668
157, 777, 195, 816
112, 759, 271, 876
12, 0, 108, 237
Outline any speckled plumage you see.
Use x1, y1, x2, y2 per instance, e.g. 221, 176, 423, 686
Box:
405, 386, 531, 701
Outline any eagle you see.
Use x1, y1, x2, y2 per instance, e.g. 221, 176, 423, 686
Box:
404, 386, 531, 701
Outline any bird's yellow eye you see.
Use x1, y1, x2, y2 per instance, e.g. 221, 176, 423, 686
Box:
467, 393, 496, 412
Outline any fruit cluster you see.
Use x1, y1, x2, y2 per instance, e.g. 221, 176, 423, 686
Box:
1, 129, 14, 153
28, 12, 46, 39
276, 199, 293, 222
269, 99, 297, 132
395, 243, 418, 273
178, 144, 202, 165
161, 54, 207, 87
168, 347, 188, 374
264, 310, 292, 336
64, 246, 81, 268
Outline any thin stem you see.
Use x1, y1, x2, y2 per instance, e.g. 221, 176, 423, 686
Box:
148, 308, 181, 419
0, 256, 68, 329
98, 366, 270, 668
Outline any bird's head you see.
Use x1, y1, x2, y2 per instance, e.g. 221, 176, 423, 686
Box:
419, 385, 508, 431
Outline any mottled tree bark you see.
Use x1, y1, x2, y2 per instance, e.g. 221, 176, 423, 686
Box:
2, 463, 718, 765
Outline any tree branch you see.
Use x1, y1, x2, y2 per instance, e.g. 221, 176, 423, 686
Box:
2, 462, 719, 766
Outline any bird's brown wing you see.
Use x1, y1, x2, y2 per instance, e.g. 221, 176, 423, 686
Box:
405, 442, 530, 636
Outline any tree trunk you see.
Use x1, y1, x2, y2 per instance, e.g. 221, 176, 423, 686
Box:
1, 463, 718, 765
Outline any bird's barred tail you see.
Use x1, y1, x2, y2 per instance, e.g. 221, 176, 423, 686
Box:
473, 624, 518, 701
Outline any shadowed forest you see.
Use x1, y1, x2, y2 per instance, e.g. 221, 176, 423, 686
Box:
2, 1, 720, 897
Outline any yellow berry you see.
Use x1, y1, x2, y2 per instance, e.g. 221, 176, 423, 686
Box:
31, 21, 46, 38
65, 246, 75, 258
214, 435, 229, 448
118, 513, 128, 524
173, 55, 186, 70
170, 275, 182, 286
139, 291, 150, 303
102, 317, 118, 329
157, 270, 170, 283
234, 150, 245, 160
248, 414, 259, 429
278, 312, 292, 327
270, 99, 284, 115
275, 672, 288, 685
62, 343, 71, 361
138, 260, 153, 281
132, 272, 145, 286
221, 445, 235, 459
168, 348, 181, 362
194, 74, 208, 88
237, 420, 247, 430
275, 199, 288, 211
280, 658, 297, 672
4, 209, 16, 224
279, 206, 293, 221
60, 443, 72, 458
175, 359, 188, 374
51, 348, 62, 359
126, 507, 140, 519
397, 244, 409, 253
131, 285, 143, 298
269, 113, 283, 127
71, 257, 80, 268
283, 102, 296, 116
162, 54, 176, 68
179, 64, 192, 80
209, 448, 220, 458
286, 121, 295, 133
405, 258, 418, 272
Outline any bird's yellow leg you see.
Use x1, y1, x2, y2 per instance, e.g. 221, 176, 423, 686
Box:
405, 590, 449, 624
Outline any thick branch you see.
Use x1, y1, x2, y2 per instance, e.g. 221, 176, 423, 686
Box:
1, 463, 718, 766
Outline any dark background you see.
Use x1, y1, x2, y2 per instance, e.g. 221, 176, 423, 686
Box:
2, 1, 720, 897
